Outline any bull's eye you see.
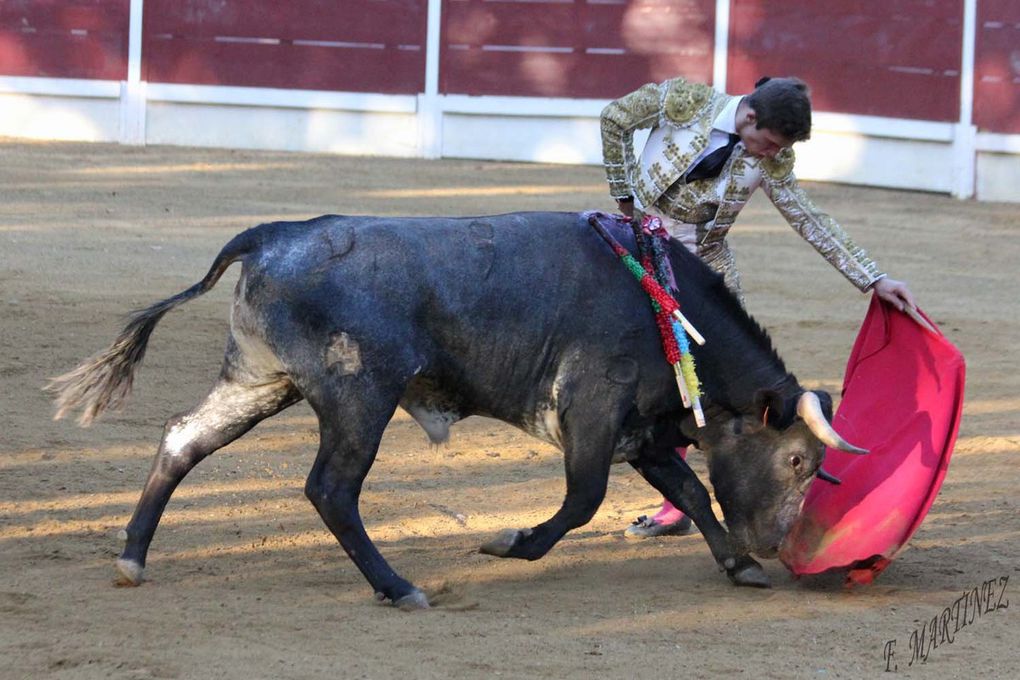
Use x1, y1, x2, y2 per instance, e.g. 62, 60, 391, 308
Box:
789, 455, 803, 469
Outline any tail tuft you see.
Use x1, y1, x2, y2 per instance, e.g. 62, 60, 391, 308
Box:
46, 285, 201, 426
47, 226, 256, 426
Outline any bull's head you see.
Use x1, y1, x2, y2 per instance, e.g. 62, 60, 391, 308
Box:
688, 390, 866, 558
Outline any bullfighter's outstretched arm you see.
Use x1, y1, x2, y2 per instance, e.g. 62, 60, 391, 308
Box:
760, 150, 885, 292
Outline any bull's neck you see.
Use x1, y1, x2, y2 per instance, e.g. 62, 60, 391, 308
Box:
697, 342, 798, 414
674, 272, 800, 414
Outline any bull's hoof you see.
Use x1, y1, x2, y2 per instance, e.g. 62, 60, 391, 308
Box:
478, 528, 531, 557
393, 588, 430, 611
114, 558, 144, 587
725, 558, 772, 588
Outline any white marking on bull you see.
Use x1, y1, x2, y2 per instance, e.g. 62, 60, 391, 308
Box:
523, 354, 579, 449
163, 394, 256, 458
538, 408, 563, 448
115, 558, 144, 586
163, 416, 203, 457
230, 279, 286, 376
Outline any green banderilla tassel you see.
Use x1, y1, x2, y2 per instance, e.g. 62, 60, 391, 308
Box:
620, 253, 647, 281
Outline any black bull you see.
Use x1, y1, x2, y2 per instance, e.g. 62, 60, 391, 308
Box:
49, 211, 865, 609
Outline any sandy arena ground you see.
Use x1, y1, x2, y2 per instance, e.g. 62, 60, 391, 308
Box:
1, 139, 1017, 679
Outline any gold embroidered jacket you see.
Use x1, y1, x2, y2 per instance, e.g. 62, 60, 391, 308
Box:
600, 78, 884, 291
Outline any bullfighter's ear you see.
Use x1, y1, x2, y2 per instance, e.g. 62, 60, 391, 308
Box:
754, 389, 797, 430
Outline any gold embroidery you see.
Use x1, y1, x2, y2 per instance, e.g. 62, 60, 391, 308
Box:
648, 162, 674, 195
600, 82, 663, 198
663, 79, 713, 125
665, 131, 707, 170
763, 176, 883, 290
658, 180, 720, 225
761, 147, 796, 180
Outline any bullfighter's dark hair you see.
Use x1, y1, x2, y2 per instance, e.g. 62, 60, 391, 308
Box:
747, 77, 812, 143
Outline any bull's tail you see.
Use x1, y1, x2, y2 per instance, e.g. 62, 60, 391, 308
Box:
47, 229, 259, 426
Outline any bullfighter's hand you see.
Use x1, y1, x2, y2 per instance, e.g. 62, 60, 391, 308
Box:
872, 277, 916, 312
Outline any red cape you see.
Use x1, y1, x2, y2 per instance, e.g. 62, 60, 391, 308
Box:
779, 296, 965, 584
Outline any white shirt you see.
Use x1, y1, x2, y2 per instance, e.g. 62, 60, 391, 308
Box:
683, 95, 742, 179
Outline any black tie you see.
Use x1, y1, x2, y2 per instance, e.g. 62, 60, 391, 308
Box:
684, 133, 740, 183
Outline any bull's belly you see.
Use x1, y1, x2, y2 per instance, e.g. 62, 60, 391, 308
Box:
399, 374, 566, 450
399, 373, 649, 463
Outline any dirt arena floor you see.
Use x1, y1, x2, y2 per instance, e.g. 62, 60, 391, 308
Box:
1, 139, 1017, 679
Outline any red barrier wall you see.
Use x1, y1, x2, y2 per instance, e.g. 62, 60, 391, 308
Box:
727, 0, 963, 122
440, 0, 715, 98
974, 0, 1020, 134
5, 1, 1014, 136
0, 0, 129, 80
142, 1, 427, 94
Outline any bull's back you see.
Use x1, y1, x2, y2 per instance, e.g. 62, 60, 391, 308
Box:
246, 211, 634, 323
235, 212, 671, 415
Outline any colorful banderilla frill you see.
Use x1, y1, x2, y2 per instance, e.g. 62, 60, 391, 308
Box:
587, 213, 707, 427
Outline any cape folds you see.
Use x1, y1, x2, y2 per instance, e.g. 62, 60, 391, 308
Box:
779, 296, 965, 584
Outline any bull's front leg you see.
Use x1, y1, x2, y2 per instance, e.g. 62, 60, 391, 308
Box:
479, 408, 618, 562
629, 444, 771, 588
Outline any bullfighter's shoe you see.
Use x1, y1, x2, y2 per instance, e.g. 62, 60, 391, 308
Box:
624, 514, 695, 539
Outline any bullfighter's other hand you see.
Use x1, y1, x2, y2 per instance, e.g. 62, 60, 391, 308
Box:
617, 198, 635, 219
871, 277, 916, 312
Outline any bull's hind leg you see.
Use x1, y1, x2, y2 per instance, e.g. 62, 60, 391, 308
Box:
116, 376, 300, 585
303, 378, 428, 609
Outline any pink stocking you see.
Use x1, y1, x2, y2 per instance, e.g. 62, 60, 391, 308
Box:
651, 447, 687, 524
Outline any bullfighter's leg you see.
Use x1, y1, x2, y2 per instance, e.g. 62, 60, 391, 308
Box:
629, 444, 771, 588
479, 415, 616, 561
302, 376, 428, 610
116, 376, 301, 586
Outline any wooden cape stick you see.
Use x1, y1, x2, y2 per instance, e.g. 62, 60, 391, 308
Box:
903, 305, 938, 335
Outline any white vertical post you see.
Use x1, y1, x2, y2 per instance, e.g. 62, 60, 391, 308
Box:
417, 0, 443, 159
952, 0, 977, 199
712, 0, 730, 91
119, 0, 146, 145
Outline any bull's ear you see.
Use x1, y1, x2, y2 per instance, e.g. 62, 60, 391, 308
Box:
753, 389, 798, 430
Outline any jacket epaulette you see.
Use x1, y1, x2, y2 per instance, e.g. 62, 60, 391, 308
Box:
663, 78, 714, 126
762, 147, 796, 181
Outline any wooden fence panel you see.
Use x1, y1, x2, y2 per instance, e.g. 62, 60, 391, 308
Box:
142, 0, 427, 93
440, 0, 715, 98
974, 0, 1020, 134
0, 0, 129, 80
728, 0, 963, 121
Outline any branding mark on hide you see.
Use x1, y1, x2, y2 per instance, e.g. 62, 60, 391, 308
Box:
327, 332, 363, 375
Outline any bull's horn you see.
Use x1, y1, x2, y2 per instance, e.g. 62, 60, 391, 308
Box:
796, 392, 869, 454
816, 468, 842, 485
